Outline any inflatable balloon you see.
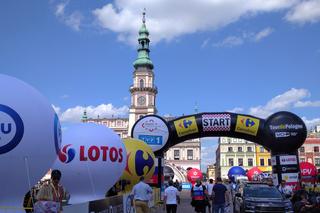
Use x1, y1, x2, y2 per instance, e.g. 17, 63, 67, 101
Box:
0, 74, 60, 207
228, 166, 246, 182
247, 167, 262, 181
52, 123, 126, 204
187, 168, 203, 185
300, 162, 317, 182
120, 138, 155, 192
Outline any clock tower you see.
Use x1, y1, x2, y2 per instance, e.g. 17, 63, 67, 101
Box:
128, 10, 158, 134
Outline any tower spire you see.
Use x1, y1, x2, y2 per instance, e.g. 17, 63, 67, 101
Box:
133, 9, 153, 69
81, 108, 88, 122
142, 8, 146, 24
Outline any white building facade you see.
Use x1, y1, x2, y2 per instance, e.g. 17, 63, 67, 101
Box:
215, 137, 256, 179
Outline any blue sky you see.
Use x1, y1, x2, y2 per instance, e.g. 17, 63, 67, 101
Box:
1, 0, 320, 170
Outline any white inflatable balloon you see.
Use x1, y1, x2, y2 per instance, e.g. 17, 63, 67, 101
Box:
0, 74, 61, 207
52, 123, 127, 204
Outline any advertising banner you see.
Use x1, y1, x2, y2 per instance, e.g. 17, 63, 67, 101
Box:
281, 173, 299, 183
279, 155, 298, 165
132, 115, 169, 151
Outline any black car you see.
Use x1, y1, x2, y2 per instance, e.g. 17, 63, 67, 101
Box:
234, 182, 293, 213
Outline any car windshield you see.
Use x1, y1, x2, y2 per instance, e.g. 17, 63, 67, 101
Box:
244, 185, 283, 199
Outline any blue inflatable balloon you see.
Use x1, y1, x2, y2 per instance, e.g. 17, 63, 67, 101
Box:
228, 166, 246, 182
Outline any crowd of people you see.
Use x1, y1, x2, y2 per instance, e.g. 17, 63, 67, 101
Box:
188, 177, 320, 213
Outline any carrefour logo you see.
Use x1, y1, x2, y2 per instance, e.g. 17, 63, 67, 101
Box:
59, 144, 76, 163
135, 150, 154, 176
0, 104, 24, 154
235, 115, 260, 136
180, 119, 193, 128
174, 116, 199, 137
241, 118, 255, 127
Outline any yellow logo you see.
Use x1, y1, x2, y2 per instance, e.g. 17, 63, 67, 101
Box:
235, 115, 260, 136
174, 116, 199, 137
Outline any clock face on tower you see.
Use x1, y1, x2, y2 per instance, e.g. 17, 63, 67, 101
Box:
137, 96, 146, 106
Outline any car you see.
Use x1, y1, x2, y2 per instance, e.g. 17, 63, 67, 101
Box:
234, 182, 293, 213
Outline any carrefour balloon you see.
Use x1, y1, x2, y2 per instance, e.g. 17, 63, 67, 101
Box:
247, 167, 262, 181
187, 168, 203, 185
52, 123, 126, 204
228, 166, 246, 182
0, 74, 60, 206
120, 138, 155, 192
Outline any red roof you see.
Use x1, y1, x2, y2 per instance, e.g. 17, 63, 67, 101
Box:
304, 138, 320, 144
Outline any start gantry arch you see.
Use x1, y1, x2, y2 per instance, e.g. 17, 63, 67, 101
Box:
132, 111, 307, 188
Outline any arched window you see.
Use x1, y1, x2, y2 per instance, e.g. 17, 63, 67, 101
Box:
139, 79, 144, 88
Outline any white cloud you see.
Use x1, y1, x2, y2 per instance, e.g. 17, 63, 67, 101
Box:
54, 104, 129, 123
92, 0, 296, 44
65, 11, 83, 31
227, 107, 244, 113
302, 117, 320, 129
249, 88, 310, 118
201, 38, 210, 48
214, 27, 274, 47
254, 27, 274, 42
54, 1, 83, 31
213, 36, 243, 47
294, 100, 320, 107
286, 0, 320, 24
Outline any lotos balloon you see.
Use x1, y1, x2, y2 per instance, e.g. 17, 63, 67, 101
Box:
0, 74, 60, 206
120, 138, 155, 192
228, 166, 246, 182
187, 168, 203, 185
247, 167, 262, 181
52, 123, 126, 204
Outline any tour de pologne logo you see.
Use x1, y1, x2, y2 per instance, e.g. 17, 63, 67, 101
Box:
0, 104, 24, 154
58, 144, 76, 163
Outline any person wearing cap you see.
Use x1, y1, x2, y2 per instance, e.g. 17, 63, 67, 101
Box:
35, 169, 64, 213
131, 176, 153, 213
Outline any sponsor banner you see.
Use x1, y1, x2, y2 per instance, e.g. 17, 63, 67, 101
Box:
271, 156, 277, 166
202, 114, 231, 132
235, 115, 260, 136
132, 116, 169, 152
182, 183, 192, 190
272, 173, 279, 186
282, 173, 299, 183
280, 165, 300, 173
174, 116, 199, 137
269, 124, 303, 131
279, 155, 298, 165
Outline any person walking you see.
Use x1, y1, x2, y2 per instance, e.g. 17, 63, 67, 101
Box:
212, 177, 228, 213
164, 180, 180, 213
191, 179, 208, 213
206, 179, 214, 213
131, 176, 153, 213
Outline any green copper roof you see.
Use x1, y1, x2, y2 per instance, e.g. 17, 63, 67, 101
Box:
139, 23, 149, 35
133, 11, 153, 69
81, 110, 88, 120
